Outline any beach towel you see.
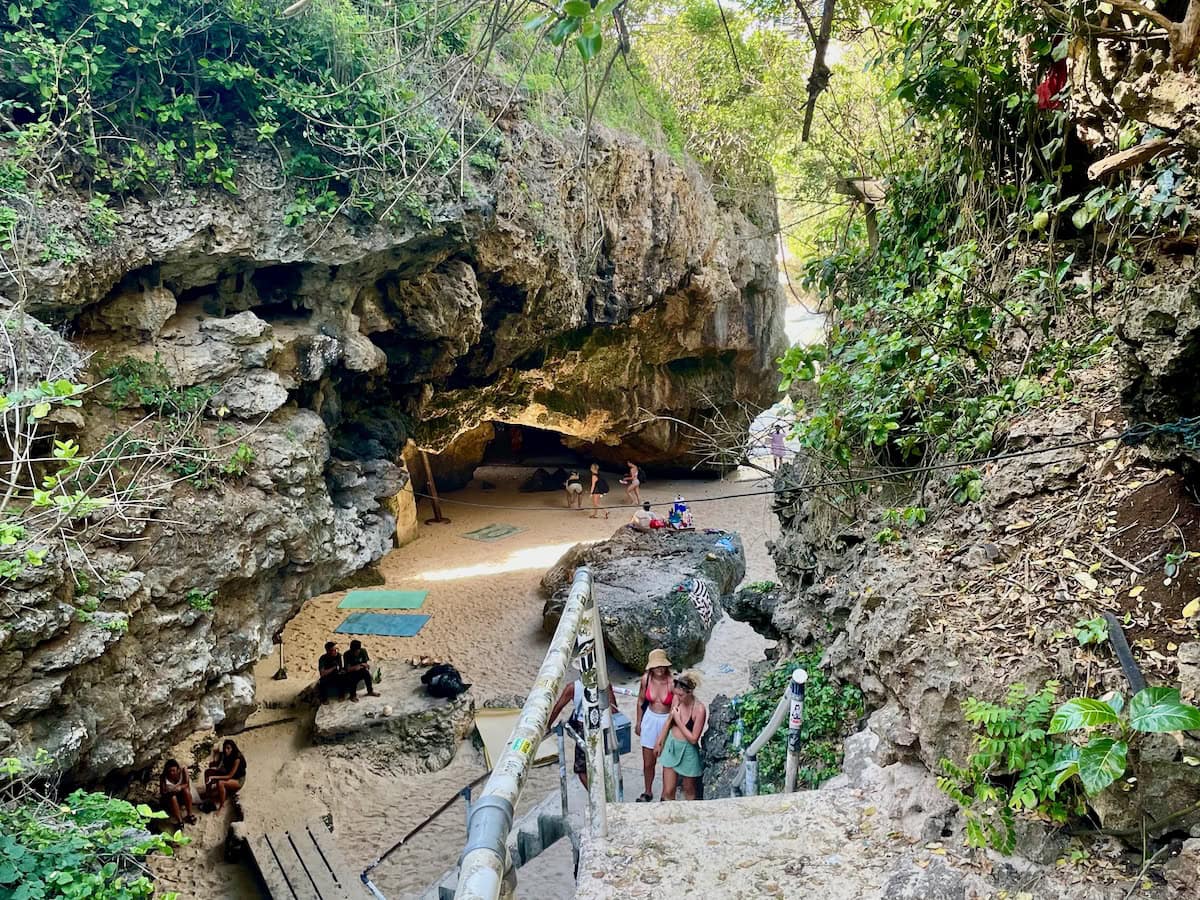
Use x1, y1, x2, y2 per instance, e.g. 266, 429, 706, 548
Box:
334, 613, 429, 637
337, 590, 427, 610
462, 523, 525, 542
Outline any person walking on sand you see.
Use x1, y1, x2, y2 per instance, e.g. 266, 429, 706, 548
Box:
655, 670, 707, 801
621, 461, 642, 504
588, 464, 610, 519
564, 470, 584, 509
770, 424, 787, 471
159, 759, 196, 825
635, 648, 674, 802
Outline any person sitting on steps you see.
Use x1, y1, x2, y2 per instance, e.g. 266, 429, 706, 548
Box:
318, 640, 344, 701
343, 639, 379, 702
159, 758, 196, 825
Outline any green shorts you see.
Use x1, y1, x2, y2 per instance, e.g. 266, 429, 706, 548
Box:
659, 734, 702, 778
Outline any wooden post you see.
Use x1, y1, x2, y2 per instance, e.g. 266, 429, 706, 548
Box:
420, 450, 451, 525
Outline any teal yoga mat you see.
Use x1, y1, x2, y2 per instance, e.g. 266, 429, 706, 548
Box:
462, 523, 525, 542
337, 590, 427, 610
334, 613, 430, 637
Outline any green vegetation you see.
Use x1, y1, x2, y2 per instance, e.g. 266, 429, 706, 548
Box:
939, 681, 1200, 853
0, 756, 184, 899
186, 589, 215, 612
729, 650, 864, 793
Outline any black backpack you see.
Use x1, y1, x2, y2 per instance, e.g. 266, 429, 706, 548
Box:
421, 663, 471, 699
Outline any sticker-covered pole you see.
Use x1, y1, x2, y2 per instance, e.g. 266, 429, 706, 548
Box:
783, 669, 808, 793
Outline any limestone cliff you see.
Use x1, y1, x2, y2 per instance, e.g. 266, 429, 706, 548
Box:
0, 118, 783, 781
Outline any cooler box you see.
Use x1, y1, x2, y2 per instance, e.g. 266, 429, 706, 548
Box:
613, 711, 632, 755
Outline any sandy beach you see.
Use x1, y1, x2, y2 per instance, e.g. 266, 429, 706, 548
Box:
151, 461, 780, 899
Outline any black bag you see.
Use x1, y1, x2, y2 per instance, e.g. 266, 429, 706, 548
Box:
421, 663, 472, 699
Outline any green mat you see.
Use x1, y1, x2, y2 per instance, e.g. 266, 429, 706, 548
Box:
462, 523, 525, 542
337, 590, 427, 610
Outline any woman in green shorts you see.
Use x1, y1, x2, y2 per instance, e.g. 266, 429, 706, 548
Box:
655, 670, 707, 800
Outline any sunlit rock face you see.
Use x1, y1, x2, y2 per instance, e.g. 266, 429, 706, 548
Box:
1, 117, 782, 781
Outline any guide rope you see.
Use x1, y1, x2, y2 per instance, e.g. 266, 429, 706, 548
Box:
397, 417, 1199, 514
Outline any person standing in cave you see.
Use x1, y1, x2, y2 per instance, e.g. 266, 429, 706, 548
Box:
343, 639, 379, 702
621, 461, 642, 504
565, 470, 584, 509
588, 463, 610, 519
509, 425, 524, 462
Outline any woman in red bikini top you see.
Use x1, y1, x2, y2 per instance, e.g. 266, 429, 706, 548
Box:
635, 648, 675, 802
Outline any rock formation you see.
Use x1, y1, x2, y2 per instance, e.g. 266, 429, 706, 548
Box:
0, 113, 782, 782
541, 528, 744, 670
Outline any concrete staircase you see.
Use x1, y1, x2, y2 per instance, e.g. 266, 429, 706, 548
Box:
417, 789, 577, 900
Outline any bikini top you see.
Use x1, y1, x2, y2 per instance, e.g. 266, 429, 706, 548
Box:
644, 681, 673, 706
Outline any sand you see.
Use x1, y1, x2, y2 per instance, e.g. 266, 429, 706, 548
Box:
150, 463, 779, 899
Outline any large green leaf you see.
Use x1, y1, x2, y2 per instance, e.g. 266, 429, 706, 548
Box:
563, 0, 591, 16
1129, 686, 1200, 733
1048, 698, 1120, 733
1048, 745, 1080, 793
575, 31, 602, 61
1077, 738, 1127, 795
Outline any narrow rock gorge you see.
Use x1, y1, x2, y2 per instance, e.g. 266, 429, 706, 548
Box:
0, 117, 783, 781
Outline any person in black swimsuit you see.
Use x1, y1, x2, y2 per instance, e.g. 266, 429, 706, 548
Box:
588, 464, 610, 519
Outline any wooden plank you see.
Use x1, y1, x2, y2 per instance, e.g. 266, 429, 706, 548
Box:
285, 824, 345, 899
250, 833, 304, 900
265, 831, 320, 900
1087, 138, 1177, 181
302, 822, 362, 898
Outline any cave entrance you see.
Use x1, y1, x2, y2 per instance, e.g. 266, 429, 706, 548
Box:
481, 423, 587, 468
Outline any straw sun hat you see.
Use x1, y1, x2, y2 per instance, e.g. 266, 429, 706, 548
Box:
645, 648, 673, 671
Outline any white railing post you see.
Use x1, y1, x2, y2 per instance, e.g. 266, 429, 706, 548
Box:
575, 586, 609, 837
455, 568, 593, 900
742, 668, 807, 797
783, 669, 808, 793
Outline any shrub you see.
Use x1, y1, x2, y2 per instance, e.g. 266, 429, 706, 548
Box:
729, 650, 864, 793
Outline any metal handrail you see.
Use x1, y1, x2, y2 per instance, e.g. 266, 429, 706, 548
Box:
740, 668, 807, 796
456, 566, 615, 900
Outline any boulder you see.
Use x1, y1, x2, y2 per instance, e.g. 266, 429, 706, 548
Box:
541, 528, 745, 671
313, 665, 474, 773
210, 369, 289, 418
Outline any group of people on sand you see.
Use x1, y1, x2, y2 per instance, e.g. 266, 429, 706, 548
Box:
548, 647, 707, 802
159, 739, 247, 827
318, 639, 379, 702
564, 461, 642, 518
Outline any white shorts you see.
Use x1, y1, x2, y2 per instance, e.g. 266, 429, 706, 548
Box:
567, 483, 583, 495
640, 709, 670, 750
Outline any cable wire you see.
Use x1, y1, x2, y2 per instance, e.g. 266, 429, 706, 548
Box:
398, 424, 1157, 514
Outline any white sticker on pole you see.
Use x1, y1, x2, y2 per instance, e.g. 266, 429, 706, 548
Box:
789, 698, 804, 730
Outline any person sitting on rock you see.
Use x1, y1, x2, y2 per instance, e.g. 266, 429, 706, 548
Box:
654, 670, 707, 801
343, 639, 379, 702
159, 758, 196, 826
547, 675, 619, 789
318, 640, 344, 701
564, 470, 584, 509
629, 501, 654, 533
203, 740, 246, 813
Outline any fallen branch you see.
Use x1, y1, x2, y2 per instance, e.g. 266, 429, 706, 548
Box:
1086, 138, 1177, 181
